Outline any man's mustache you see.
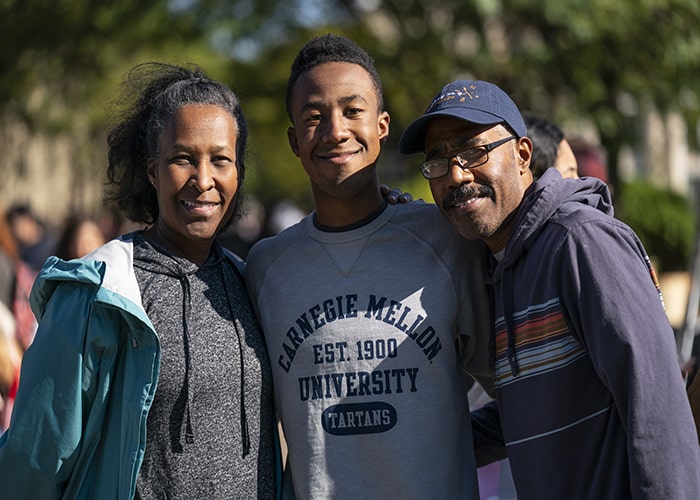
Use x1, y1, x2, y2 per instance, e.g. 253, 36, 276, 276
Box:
442, 184, 493, 210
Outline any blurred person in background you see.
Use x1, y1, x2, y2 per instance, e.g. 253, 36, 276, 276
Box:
0, 210, 23, 432
523, 113, 579, 180
0, 303, 21, 432
264, 199, 306, 236
216, 196, 267, 259
0, 208, 18, 310
0, 204, 36, 363
54, 214, 107, 261
0, 62, 278, 499
5, 204, 57, 272
96, 209, 129, 243
570, 138, 609, 183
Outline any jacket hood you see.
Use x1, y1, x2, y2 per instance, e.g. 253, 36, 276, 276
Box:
500, 168, 613, 271
491, 168, 613, 377
31, 234, 150, 328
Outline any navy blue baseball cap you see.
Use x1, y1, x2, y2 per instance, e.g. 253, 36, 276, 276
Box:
399, 79, 527, 154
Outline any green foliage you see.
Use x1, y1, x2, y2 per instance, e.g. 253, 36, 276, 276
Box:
312, 0, 700, 192
616, 181, 697, 272
0, 0, 218, 130
2, 0, 700, 226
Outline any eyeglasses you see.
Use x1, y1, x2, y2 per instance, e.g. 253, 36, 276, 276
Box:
419, 135, 516, 179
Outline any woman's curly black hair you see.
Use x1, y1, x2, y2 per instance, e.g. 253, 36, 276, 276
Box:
105, 62, 247, 226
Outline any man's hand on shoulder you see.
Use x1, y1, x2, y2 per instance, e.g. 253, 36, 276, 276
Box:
380, 184, 413, 204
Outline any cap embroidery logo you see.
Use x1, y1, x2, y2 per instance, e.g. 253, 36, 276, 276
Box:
427, 84, 479, 111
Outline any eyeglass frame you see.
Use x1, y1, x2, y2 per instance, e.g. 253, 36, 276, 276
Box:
419, 135, 517, 180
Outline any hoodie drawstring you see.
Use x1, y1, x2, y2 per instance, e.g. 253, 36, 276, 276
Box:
168, 254, 250, 455
222, 263, 251, 457
134, 236, 252, 457
177, 264, 251, 456
176, 271, 196, 444
487, 284, 496, 370
502, 268, 520, 376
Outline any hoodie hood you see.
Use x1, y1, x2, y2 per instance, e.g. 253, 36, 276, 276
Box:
499, 168, 613, 273
490, 168, 613, 376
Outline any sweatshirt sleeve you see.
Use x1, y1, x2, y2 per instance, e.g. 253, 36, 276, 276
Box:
456, 240, 494, 396
471, 400, 507, 466
0, 282, 108, 498
558, 217, 700, 498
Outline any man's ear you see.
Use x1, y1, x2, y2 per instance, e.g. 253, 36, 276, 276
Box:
517, 136, 533, 174
378, 110, 390, 145
287, 126, 301, 157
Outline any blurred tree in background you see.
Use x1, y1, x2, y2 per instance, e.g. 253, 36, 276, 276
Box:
616, 181, 696, 272
1, 0, 700, 265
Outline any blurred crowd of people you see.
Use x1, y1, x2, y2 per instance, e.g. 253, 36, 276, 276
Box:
0, 204, 116, 431
0, 197, 306, 433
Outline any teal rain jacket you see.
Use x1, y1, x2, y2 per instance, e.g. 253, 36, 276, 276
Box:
0, 237, 159, 498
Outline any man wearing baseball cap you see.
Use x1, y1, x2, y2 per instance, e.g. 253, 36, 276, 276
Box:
400, 79, 700, 499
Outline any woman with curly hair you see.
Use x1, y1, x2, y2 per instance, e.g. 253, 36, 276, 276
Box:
0, 62, 278, 499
